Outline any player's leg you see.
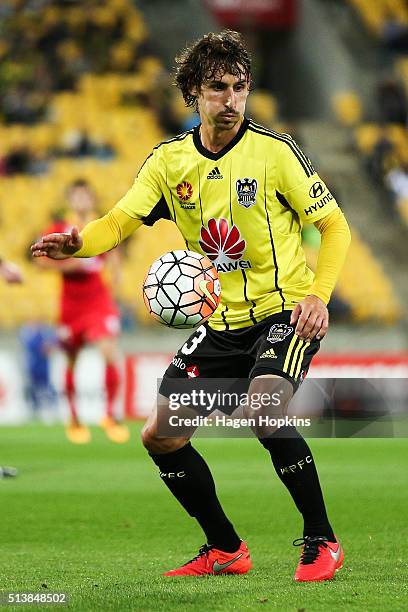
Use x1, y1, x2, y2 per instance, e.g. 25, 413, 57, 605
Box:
247, 313, 342, 581
94, 335, 129, 443
85, 310, 129, 443
245, 373, 335, 541
141, 325, 251, 576
65, 348, 79, 424
64, 348, 91, 444
142, 393, 250, 576
96, 336, 120, 419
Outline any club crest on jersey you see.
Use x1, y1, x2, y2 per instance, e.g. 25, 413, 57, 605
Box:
267, 324, 293, 344
176, 181, 193, 201
176, 181, 196, 209
236, 177, 257, 208
199, 218, 252, 273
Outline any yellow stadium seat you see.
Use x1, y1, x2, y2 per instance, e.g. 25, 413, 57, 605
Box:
354, 124, 382, 155
247, 91, 278, 127
384, 123, 408, 149
347, 0, 386, 35
332, 91, 363, 127
386, 0, 408, 26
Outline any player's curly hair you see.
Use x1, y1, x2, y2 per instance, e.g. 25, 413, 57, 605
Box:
174, 30, 252, 110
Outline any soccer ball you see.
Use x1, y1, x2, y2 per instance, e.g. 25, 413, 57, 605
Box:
143, 250, 221, 328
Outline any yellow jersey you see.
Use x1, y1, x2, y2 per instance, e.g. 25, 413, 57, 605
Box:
116, 118, 339, 331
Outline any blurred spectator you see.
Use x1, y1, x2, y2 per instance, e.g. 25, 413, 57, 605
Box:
377, 78, 408, 125
0, 131, 114, 178
1, 85, 48, 124
382, 20, 408, 53
367, 135, 396, 183
1, 146, 33, 175
56, 129, 114, 160
0, 144, 50, 177
385, 161, 408, 201
385, 160, 408, 223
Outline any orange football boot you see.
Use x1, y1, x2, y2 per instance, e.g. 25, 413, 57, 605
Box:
65, 421, 91, 444
100, 416, 130, 443
294, 535, 344, 582
164, 541, 252, 577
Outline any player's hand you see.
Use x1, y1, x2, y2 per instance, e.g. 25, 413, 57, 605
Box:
31, 227, 83, 260
290, 295, 329, 341
0, 260, 23, 283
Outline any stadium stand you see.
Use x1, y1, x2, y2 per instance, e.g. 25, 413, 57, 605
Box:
347, 0, 408, 39
337, 1, 408, 236
328, 87, 404, 321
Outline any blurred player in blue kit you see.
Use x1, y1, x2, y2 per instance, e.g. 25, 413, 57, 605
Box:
19, 322, 57, 419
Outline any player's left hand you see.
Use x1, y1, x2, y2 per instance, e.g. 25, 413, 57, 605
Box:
0, 260, 23, 284
290, 295, 329, 341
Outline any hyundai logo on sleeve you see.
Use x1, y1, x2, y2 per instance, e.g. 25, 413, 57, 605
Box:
309, 181, 325, 199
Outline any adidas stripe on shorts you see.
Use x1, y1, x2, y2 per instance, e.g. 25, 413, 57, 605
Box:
159, 310, 320, 400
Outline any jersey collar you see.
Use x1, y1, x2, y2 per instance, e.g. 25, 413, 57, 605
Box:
193, 117, 249, 160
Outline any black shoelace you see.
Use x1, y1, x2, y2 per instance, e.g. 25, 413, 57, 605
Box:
184, 544, 214, 566
293, 536, 328, 565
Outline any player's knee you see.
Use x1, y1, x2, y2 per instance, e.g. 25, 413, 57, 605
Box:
141, 424, 186, 454
246, 375, 292, 416
141, 424, 156, 450
244, 374, 293, 437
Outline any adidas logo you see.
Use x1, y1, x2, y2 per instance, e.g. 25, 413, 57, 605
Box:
207, 167, 223, 179
260, 348, 277, 359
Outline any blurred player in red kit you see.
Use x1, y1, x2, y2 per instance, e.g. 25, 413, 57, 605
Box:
39, 179, 129, 444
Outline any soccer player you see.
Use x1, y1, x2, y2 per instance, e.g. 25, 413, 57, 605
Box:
19, 320, 57, 420
0, 256, 22, 477
36, 179, 128, 444
31, 31, 351, 581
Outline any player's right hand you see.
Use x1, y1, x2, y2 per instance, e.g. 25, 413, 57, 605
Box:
31, 227, 83, 260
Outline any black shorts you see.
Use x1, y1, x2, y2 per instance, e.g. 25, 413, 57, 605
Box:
159, 310, 320, 397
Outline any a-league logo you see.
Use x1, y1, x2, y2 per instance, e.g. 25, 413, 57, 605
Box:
267, 324, 293, 344
236, 177, 257, 208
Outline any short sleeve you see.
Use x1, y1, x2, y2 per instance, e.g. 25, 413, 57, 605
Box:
276, 138, 339, 223
115, 148, 171, 225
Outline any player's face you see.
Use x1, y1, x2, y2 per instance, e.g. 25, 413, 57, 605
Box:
194, 71, 250, 130
68, 186, 95, 215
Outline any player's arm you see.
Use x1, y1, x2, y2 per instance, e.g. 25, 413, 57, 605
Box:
291, 208, 351, 340
309, 208, 351, 303
105, 245, 123, 291
31, 149, 166, 260
276, 138, 351, 340
31, 209, 142, 260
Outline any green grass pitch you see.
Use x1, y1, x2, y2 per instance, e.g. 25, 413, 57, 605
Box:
1, 424, 407, 611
